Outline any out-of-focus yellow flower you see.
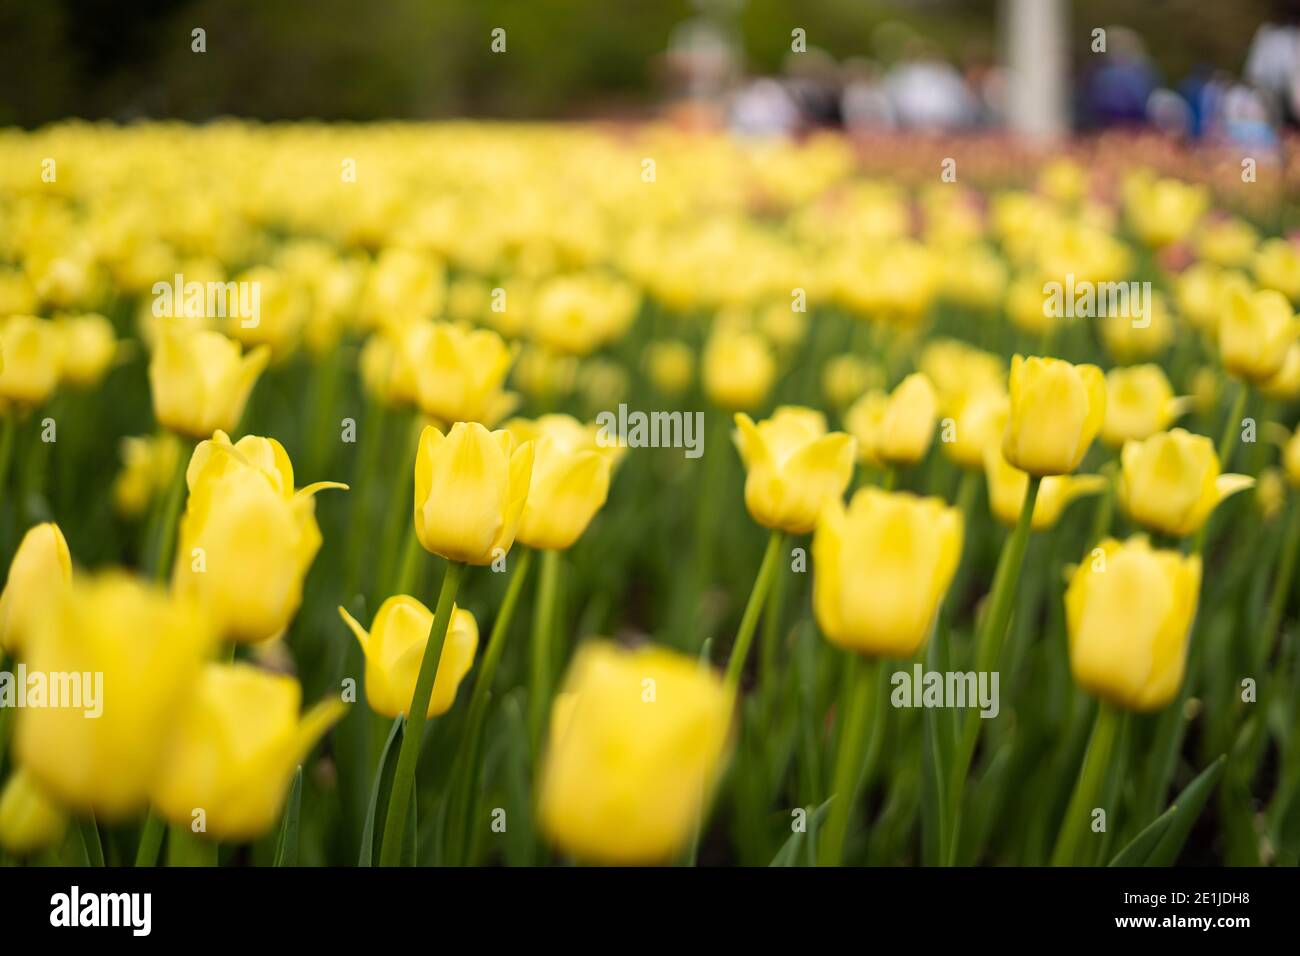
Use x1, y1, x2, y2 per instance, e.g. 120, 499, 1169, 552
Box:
537, 640, 733, 865
1038, 157, 1087, 205
338, 596, 478, 719
16, 572, 214, 819
918, 339, 1003, 412
112, 433, 182, 518
360, 246, 445, 332
532, 273, 639, 356
1219, 287, 1297, 383
1100, 292, 1175, 363
734, 407, 855, 535
0, 768, 66, 856
1261, 343, 1300, 400
358, 332, 405, 407
703, 325, 774, 411
172, 431, 346, 643
822, 354, 882, 410
228, 265, 308, 358
1124, 173, 1208, 248
758, 300, 808, 348
577, 356, 628, 410
1003, 355, 1105, 476
1196, 218, 1258, 268
507, 415, 618, 550
1119, 429, 1254, 537
1256, 467, 1285, 521
0, 522, 71, 656
942, 386, 1008, 471
56, 313, 116, 388
1006, 274, 1057, 336
844, 372, 938, 467
0, 315, 62, 406
983, 444, 1107, 531
1100, 365, 1191, 448
149, 325, 270, 439
1174, 263, 1250, 334
1190, 365, 1220, 416
513, 345, 579, 400
411, 322, 517, 426
1066, 536, 1200, 711
414, 421, 534, 565
152, 663, 344, 841
1254, 238, 1300, 302
813, 488, 962, 657
644, 340, 694, 396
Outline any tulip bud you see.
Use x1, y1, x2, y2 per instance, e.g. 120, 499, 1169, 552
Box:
1003, 355, 1106, 476
844, 373, 938, 467
537, 641, 733, 864
1066, 536, 1201, 711
506, 415, 619, 550
338, 596, 478, 718
0, 768, 66, 856
734, 407, 855, 535
1119, 429, 1254, 537
16, 572, 215, 819
0, 522, 72, 655
149, 325, 269, 439
413, 421, 534, 565
0, 315, 62, 406
813, 488, 963, 658
1100, 364, 1191, 448
151, 663, 345, 841
172, 431, 346, 643
983, 444, 1108, 531
1219, 288, 1297, 383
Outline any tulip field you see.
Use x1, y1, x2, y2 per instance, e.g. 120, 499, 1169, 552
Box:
1, 122, 1299, 869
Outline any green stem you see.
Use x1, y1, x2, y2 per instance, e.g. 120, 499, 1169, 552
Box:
166, 823, 217, 866
77, 815, 105, 867
1050, 703, 1121, 866
446, 547, 534, 864
150, 436, 193, 582
393, 521, 425, 597
134, 811, 165, 867
1259, 495, 1300, 670
0, 411, 14, 500
724, 529, 785, 689
1217, 379, 1248, 470
527, 548, 562, 755
879, 465, 898, 492
818, 655, 880, 866
377, 560, 465, 867
946, 473, 1040, 865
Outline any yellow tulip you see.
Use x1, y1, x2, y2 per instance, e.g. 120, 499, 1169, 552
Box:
56, 313, 117, 388
149, 325, 270, 439
1003, 355, 1106, 476
703, 326, 775, 411
1261, 343, 1300, 400
1196, 218, 1258, 268
532, 273, 639, 356
359, 246, 445, 332
228, 265, 308, 357
0, 768, 66, 856
172, 431, 346, 643
338, 597, 478, 718
537, 641, 733, 864
1256, 467, 1286, 521
16, 572, 215, 819
413, 421, 534, 565
1100, 292, 1175, 363
941, 386, 1007, 471
0, 522, 72, 656
506, 415, 618, 550
918, 339, 1003, 412
151, 663, 345, 841
844, 372, 938, 467
1124, 174, 1207, 248
983, 444, 1107, 531
1006, 274, 1057, 336
1066, 537, 1201, 711
1119, 429, 1254, 537
1285, 428, 1300, 487
813, 488, 963, 658
734, 406, 855, 535
643, 340, 695, 397
822, 354, 883, 410
1100, 365, 1191, 448
0, 315, 62, 406
1253, 238, 1300, 302
411, 322, 517, 426
113, 433, 182, 518
1219, 287, 1297, 383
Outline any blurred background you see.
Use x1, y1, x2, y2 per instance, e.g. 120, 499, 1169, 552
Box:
4, 0, 1300, 145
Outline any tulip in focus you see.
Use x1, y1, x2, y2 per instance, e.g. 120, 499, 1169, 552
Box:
1066, 537, 1201, 711
1119, 429, 1254, 538
413, 421, 534, 565
149, 325, 270, 439
172, 431, 346, 643
0, 522, 71, 656
733, 406, 855, 535
151, 663, 345, 841
813, 488, 963, 658
537, 641, 733, 864
1002, 355, 1106, 476
338, 597, 478, 719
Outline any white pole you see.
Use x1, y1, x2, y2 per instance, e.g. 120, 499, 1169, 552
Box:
1005, 0, 1070, 139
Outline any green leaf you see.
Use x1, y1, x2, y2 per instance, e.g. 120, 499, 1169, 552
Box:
768, 796, 833, 867
359, 716, 404, 867
1109, 755, 1225, 866
272, 765, 303, 866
